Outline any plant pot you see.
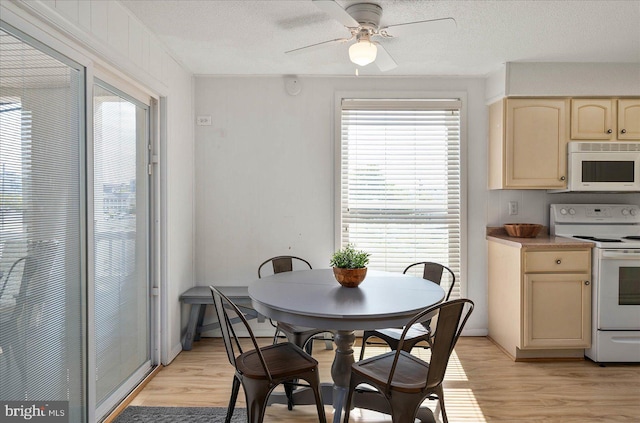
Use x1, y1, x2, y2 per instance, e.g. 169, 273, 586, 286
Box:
333, 267, 367, 288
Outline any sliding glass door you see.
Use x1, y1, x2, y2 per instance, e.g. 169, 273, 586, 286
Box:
93, 81, 151, 417
0, 26, 86, 421
0, 20, 155, 422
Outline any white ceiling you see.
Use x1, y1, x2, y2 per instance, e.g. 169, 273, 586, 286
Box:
120, 0, 640, 77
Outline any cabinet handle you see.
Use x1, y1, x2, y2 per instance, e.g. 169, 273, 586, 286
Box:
556, 259, 562, 264
585, 281, 590, 285
560, 176, 566, 181
607, 129, 613, 134
621, 129, 627, 134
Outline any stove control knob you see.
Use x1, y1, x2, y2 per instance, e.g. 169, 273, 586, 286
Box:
631, 209, 638, 216
622, 209, 630, 216
560, 208, 568, 215
568, 208, 576, 215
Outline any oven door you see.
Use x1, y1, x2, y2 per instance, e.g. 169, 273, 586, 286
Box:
568, 151, 640, 191
597, 249, 640, 329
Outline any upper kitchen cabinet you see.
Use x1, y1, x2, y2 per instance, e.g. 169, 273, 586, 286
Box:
489, 98, 570, 189
618, 99, 640, 140
571, 98, 640, 141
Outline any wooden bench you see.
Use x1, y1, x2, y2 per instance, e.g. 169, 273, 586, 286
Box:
180, 286, 265, 350
180, 285, 334, 352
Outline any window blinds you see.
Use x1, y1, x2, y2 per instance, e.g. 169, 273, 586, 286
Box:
93, 82, 150, 415
0, 27, 85, 418
340, 99, 461, 298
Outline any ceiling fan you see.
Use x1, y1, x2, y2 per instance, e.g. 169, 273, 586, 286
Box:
285, 0, 457, 71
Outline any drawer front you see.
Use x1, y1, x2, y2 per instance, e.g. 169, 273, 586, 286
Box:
524, 250, 590, 273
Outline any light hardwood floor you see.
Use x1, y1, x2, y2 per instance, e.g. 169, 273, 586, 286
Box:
131, 337, 640, 422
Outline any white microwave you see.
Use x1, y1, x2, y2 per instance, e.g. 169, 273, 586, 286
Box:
566, 142, 640, 192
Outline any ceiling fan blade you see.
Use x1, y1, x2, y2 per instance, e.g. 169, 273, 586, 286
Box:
381, 17, 457, 37
285, 37, 351, 55
313, 0, 359, 27
373, 42, 397, 72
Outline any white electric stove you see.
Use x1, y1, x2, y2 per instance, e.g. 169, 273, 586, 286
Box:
550, 204, 640, 363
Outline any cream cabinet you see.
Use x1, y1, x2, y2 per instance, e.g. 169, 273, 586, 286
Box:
618, 99, 640, 140
488, 240, 591, 360
571, 98, 640, 140
489, 98, 570, 189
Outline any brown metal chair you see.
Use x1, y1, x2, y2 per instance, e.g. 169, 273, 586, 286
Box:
359, 262, 456, 360
344, 299, 474, 423
209, 286, 327, 423
0, 240, 58, 397
258, 256, 333, 355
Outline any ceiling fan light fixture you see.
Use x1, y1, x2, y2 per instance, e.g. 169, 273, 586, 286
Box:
349, 40, 377, 66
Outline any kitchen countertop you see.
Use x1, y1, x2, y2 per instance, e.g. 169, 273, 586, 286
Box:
486, 227, 595, 249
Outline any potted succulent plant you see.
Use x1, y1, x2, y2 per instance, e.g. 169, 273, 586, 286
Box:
330, 243, 370, 288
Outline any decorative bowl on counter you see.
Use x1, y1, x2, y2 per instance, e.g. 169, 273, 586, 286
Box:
504, 223, 543, 238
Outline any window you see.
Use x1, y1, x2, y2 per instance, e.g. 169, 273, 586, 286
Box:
338, 98, 461, 298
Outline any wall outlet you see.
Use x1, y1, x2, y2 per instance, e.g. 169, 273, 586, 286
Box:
196, 115, 212, 126
508, 201, 518, 216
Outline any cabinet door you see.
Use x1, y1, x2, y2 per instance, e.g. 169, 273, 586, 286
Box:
522, 273, 591, 349
570, 99, 615, 140
505, 99, 569, 188
617, 99, 640, 140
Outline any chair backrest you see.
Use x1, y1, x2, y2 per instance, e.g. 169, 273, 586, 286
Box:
258, 255, 312, 278
1, 240, 58, 322
0, 256, 27, 301
209, 285, 273, 383
386, 299, 474, 393
403, 262, 456, 301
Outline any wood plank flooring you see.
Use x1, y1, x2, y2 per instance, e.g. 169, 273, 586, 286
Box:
131, 337, 640, 422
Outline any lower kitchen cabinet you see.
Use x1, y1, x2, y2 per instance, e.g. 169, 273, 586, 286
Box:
488, 239, 592, 360
523, 273, 591, 349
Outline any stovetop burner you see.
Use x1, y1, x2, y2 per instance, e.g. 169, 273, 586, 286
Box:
573, 235, 624, 243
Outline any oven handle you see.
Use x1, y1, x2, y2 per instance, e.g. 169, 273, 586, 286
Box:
601, 250, 640, 259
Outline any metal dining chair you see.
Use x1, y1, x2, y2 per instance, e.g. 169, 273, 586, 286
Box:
209, 286, 326, 423
0, 240, 58, 396
258, 256, 333, 355
344, 299, 474, 423
359, 262, 456, 360
258, 255, 334, 410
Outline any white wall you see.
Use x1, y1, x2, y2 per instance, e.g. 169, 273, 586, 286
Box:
3, 0, 195, 363
505, 62, 640, 97
486, 62, 640, 99
194, 76, 489, 335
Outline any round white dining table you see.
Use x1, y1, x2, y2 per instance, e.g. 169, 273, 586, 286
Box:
249, 268, 445, 423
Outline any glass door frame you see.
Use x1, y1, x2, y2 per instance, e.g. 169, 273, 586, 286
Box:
89, 75, 159, 421
0, 19, 88, 422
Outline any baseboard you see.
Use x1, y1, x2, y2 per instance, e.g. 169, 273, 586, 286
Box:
461, 328, 488, 336
167, 342, 182, 364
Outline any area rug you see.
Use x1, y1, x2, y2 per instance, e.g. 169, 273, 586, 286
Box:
112, 406, 247, 423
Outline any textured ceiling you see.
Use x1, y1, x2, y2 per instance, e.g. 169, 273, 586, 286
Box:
120, 0, 640, 76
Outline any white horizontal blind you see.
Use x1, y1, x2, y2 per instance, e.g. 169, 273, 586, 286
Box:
94, 81, 150, 415
0, 26, 85, 418
340, 99, 461, 298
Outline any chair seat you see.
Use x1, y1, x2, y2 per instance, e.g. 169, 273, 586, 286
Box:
277, 321, 327, 336
374, 323, 430, 342
236, 342, 319, 380
354, 350, 429, 394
